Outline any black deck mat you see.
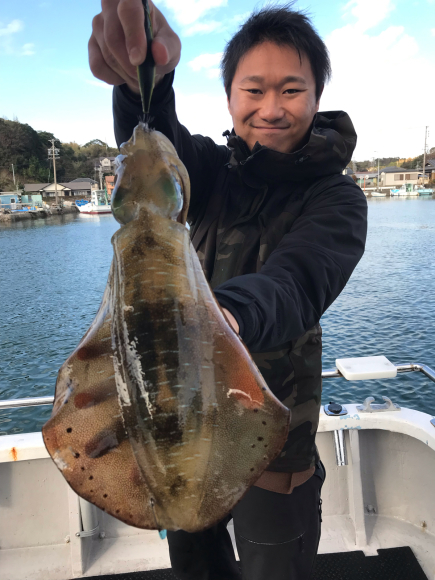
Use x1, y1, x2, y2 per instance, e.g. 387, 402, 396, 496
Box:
312, 547, 428, 579
80, 546, 427, 580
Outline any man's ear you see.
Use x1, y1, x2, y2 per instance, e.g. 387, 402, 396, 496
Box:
315, 84, 324, 112
227, 95, 232, 116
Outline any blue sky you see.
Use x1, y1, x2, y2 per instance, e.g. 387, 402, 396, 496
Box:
1, 0, 434, 161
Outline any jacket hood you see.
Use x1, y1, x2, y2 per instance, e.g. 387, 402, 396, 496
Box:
226, 111, 357, 187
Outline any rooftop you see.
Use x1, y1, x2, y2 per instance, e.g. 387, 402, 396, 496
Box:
380, 167, 419, 173
24, 181, 93, 192
70, 177, 97, 184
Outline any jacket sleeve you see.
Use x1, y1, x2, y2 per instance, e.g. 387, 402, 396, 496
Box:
213, 177, 368, 352
112, 73, 229, 222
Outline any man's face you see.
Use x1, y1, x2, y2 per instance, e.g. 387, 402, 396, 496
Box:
227, 42, 321, 154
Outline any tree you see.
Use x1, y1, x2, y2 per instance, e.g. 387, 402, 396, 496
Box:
83, 139, 107, 147
0, 119, 119, 189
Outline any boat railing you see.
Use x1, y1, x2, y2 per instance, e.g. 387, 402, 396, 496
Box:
0, 359, 434, 411
321, 362, 435, 382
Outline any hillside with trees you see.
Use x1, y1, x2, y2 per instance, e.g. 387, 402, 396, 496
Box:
0, 117, 119, 191
350, 149, 435, 173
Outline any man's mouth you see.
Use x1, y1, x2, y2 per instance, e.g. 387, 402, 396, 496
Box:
252, 126, 290, 131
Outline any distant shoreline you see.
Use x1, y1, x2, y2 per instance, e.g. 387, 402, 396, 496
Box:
0, 205, 79, 223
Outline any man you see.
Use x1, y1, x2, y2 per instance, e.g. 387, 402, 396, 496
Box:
89, 2, 367, 579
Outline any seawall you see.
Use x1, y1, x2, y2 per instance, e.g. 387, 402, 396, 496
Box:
0, 206, 79, 223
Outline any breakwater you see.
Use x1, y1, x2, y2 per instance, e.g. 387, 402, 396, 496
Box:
0, 205, 79, 223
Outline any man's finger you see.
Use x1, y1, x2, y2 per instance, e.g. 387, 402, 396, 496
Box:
152, 33, 181, 73
100, 0, 139, 80
88, 35, 128, 86
117, 0, 147, 66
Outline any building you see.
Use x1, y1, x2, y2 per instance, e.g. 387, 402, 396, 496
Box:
97, 157, 117, 173
105, 175, 115, 198
378, 167, 424, 188
70, 178, 98, 186
424, 159, 435, 181
21, 194, 43, 207
354, 172, 378, 187
24, 181, 93, 198
0, 193, 20, 209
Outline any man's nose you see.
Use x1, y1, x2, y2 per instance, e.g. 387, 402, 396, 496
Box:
259, 91, 284, 123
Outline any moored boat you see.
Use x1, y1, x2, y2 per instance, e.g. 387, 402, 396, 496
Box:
0, 356, 434, 580
415, 187, 434, 195
391, 184, 419, 196
77, 190, 112, 214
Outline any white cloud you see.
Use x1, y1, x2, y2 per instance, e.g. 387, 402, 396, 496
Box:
342, 0, 395, 31
188, 52, 223, 71
0, 19, 23, 37
206, 68, 221, 79
0, 20, 35, 56
21, 43, 35, 56
188, 52, 223, 80
182, 11, 250, 37
159, 0, 227, 26
175, 89, 232, 143
322, 0, 435, 159
183, 20, 223, 36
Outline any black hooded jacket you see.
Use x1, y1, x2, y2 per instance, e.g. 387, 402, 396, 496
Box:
113, 72, 367, 472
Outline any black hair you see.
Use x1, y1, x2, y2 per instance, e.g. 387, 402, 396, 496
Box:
221, 4, 331, 102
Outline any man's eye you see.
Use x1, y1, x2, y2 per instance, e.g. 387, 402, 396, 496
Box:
284, 89, 301, 94
246, 89, 262, 94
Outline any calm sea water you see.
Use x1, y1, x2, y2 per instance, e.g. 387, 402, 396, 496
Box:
0, 198, 434, 436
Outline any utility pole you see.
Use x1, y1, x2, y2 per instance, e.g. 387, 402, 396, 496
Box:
11, 164, 17, 191
422, 126, 429, 186
47, 140, 60, 206
374, 152, 380, 191
377, 157, 380, 191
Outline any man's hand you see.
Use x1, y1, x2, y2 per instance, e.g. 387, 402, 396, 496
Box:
89, 0, 181, 93
222, 308, 240, 334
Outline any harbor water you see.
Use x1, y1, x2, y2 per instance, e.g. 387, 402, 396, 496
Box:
0, 198, 434, 436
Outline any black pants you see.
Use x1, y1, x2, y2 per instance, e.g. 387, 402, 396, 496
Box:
167, 461, 325, 580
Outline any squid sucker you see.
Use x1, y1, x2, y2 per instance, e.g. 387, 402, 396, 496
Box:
42, 123, 291, 533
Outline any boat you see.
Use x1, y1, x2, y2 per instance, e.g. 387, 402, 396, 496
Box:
414, 187, 434, 195
370, 191, 386, 197
1, 355, 434, 580
77, 189, 112, 214
390, 184, 419, 196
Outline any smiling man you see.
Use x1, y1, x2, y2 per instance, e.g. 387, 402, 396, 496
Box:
90, 2, 367, 579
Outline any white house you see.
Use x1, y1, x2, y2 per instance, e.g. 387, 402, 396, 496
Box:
97, 157, 117, 173
378, 167, 422, 188
24, 181, 93, 198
